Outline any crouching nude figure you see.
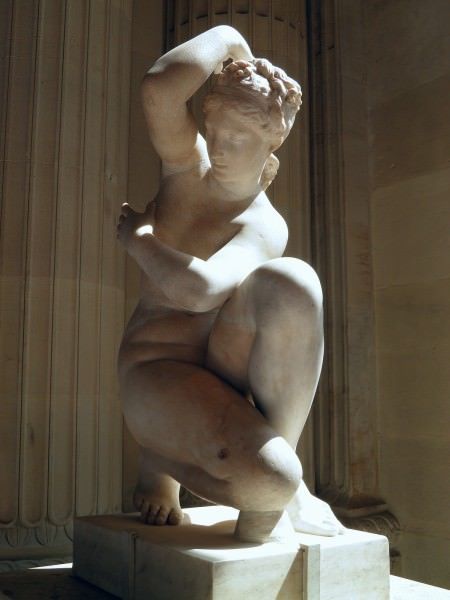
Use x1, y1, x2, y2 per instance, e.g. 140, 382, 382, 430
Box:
117, 25, 344, 542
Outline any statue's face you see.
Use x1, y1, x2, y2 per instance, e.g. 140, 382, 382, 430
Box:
204, 108, 271, 185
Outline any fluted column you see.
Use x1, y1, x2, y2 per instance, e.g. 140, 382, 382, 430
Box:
0, 0, 132, 560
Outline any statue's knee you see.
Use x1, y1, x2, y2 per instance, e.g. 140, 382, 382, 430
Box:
259, 437, 302, 507
229, 436, 302, 511
250, 257, 323, 316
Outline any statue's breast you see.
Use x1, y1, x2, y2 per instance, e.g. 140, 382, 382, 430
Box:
153, 176, 241, 260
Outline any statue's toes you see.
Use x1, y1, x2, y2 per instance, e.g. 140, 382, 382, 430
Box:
324, 508, 346, 534
168, 507, 184, 525
145, 504, 161, 524
322, 520, 340, 536
138, 499, 184, 526
155, 506, 171, 525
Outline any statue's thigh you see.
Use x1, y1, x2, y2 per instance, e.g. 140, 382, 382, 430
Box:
120, 358, 295, 493
121, 359, 247, 463
206, 257, 323, 392
206, 282, 256, 393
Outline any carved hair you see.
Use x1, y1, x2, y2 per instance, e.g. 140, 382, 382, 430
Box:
203, 59, 302, 189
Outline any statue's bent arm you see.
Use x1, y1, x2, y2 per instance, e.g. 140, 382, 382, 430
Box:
140, 26, 253, 169
121, 210, 288, 313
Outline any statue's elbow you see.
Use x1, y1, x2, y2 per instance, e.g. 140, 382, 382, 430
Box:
141, 74, 156, 101
181, 288, 216, 314
181, 280, 226, 314
140, 72, 166, 111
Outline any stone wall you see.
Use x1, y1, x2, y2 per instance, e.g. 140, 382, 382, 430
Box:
308, 0, 450, 587
367, 0, 450, 588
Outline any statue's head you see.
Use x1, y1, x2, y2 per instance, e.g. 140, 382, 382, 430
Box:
203, 59, 302, 190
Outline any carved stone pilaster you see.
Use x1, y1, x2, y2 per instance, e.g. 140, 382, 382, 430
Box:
0, 0, 132, 558
341, 511, 400, 546
307, 0, 399, 544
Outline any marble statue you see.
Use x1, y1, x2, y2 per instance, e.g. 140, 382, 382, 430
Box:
117, 25, 344, 542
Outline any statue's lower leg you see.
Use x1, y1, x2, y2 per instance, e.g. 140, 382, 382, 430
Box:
121, 359, 301, 541
207, 258, 345, 537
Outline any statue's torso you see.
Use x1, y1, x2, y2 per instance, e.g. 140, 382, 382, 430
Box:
153, 170, 243, 259
119, 167, 283, 371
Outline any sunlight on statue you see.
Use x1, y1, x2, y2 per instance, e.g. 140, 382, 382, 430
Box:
117, 25, 344, 543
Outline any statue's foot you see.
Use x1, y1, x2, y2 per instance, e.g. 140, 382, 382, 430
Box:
287, 481, 346, 536
133, 470, 184, 526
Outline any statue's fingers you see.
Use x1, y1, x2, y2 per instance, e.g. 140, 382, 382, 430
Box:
226, 62, 240, 72
121, 202, 131, 215
235, 59, 251, 68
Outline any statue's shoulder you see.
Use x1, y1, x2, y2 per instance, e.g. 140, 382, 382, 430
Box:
245, 193, 287, 228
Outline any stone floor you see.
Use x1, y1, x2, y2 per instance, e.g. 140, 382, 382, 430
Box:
0, 565, 115, 600
0, 565, 448, 599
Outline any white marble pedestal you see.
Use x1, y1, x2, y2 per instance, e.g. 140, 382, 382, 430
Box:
73, 505, 390, 600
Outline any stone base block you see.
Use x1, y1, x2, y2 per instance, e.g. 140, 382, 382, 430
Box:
73, 505, 390, 600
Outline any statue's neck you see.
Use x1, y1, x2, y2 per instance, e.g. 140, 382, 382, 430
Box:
206, 169, 263, 203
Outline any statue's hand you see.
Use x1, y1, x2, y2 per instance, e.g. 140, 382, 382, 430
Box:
117, 202, 154, 248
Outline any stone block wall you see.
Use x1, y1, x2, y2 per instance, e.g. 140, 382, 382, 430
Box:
367, 0, 450, 588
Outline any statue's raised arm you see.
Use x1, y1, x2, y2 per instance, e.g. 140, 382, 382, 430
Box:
141, 26, 253, 171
